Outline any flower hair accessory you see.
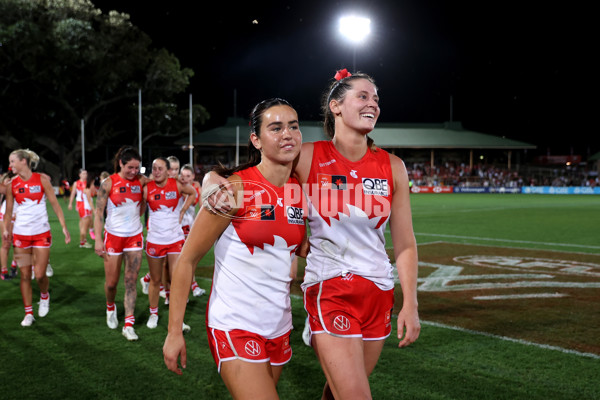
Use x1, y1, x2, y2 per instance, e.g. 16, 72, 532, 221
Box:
334, 68, 352, 81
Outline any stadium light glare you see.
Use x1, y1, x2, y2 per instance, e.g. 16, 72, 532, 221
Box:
338, 15, 371, 72
339, 16, 371, 43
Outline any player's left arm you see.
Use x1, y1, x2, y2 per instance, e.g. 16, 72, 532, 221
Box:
177, 182, 197, 223
388, 153, 420, 348
42, 174, 71, 244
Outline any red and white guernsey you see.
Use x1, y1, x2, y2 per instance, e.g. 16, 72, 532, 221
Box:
302, 141, 395, 291
11, 173, 50, 235
208, 166, 305, 338
104, 173, 143, 237
75, 179, 92, 211
146, 178, 184, 244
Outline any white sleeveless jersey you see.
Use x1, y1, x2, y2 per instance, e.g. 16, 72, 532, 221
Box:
104, 174, 143, 237
208, 167, 305, 338
180, 184, 200, 227
11, 173, 51, 235
146, 178, 184, 245
302, 141, 396, 291
75, 179, 92, 211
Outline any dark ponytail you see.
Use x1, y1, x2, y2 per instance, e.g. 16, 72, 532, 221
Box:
113, 146, 141, 173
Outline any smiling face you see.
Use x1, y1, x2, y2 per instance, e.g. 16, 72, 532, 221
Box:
8, 153, 28, 175
251, 105, 302, 166
331, 77, 380, 134
168, 161, 180, 179
119, 159, 140, 180
79, 170, 88, 181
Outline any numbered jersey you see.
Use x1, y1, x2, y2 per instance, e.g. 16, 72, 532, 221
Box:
208, 166, 305, 338
302, 141, 395, 291
104, 173, 143, 237
146, 178, 184, 245
11, 173, 50, 235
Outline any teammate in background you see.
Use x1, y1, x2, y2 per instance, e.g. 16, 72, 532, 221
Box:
178, 164, 205, 297
141, 155, 181, 302
1, 172, 18, 280
143, 157, 196, 330
204, 70, 421, 399
68, 169, 95, 248
94, 146, 150, 341
164, 98, 305, 399
2, 149, 71, 326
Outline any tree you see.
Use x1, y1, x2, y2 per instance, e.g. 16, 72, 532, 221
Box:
0, 0, 209, 180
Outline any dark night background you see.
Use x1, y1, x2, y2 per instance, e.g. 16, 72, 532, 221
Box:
92, 1, 597, 158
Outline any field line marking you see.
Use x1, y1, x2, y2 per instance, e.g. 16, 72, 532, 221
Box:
414, 233, 600, 250
473, 293, 567, 300
421, 320, 600, 359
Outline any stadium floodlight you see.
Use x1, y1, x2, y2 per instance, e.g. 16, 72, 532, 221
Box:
339, 15, 371, 71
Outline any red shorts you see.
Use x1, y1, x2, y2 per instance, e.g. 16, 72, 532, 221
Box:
182, 225, 191, 238
13, 231, 52, 249
207, 328, 292, 372
76, 201, 92, 218
304, 274, 394, 340
104, 231, 143, 255
145, 240, 184, 258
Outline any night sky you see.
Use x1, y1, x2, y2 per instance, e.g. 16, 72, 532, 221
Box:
92, 1, 597, 157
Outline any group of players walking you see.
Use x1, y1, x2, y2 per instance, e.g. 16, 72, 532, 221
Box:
0, 148, 204, 340
2, 70, 422, 400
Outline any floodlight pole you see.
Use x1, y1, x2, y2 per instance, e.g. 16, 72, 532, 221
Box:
138, 89, 142, 159
189, 94, 193, 166
81, 119, 85, 170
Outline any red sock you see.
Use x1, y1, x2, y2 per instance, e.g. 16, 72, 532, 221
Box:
124, 315, 135, 328
40, 292, 49, 300
191, 281, 199, 290
24, 305, 33, 315
149, 306, 158, 315
143, 273, 151, 283
106, 302, 115, 312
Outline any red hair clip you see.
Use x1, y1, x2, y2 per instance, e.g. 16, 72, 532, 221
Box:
334, 68, 352, 81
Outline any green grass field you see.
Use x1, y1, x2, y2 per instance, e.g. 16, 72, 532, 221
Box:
0, 194, 599, 399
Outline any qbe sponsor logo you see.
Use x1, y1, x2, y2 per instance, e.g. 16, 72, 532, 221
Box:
29, 185, 42, 193
286, 206, 304, 225
165, 191, 177, 200
362, 178, 388, 196
130, 185, 141, 194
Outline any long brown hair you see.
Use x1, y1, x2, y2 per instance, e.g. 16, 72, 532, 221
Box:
112, 146, 141, 173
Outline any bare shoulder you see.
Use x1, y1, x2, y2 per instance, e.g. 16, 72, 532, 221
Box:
295, 142, 315, 182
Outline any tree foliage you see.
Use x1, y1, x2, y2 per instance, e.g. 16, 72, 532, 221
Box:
0, 0, 208, 180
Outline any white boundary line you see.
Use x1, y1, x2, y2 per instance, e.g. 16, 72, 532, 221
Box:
199, 279, 599, 359
414, 232, 600, 250
421, 320, 600, 359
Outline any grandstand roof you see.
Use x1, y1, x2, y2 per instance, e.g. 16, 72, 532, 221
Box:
179, 118, 536, 150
